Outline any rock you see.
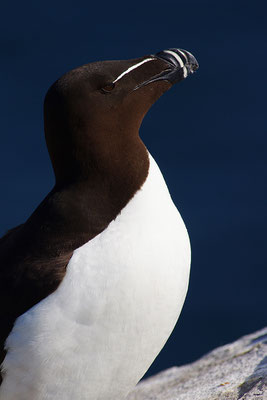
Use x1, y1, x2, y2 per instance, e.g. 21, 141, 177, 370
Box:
127, 327, 267, 400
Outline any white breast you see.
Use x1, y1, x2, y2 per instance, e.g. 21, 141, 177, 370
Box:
0, 154, 191, 400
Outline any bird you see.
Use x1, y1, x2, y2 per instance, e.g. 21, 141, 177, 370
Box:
0, 48, 198, 400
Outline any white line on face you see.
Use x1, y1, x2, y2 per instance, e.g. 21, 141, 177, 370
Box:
113, 58, 155, 83
183, 67, 188, 78
163, 50, 184, 68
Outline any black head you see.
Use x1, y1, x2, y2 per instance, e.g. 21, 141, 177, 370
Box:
44, 48, 199, 187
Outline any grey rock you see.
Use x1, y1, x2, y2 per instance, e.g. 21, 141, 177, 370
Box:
127, 327, 267, 400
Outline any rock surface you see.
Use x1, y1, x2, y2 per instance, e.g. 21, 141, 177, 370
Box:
128, 327, 267, 400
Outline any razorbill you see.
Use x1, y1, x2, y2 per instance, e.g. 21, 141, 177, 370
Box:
0, 48, 198, 400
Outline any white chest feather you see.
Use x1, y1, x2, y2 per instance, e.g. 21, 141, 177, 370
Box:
0, 154, 191, 400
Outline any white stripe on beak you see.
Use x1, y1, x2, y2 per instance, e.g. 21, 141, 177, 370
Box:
177, 49, 188, 62
164, 50, 184, 68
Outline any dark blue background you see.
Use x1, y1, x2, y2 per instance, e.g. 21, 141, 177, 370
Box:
0, 0, 266, 377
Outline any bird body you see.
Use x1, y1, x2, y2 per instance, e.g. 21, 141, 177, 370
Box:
1, 155, 190, 400
0, 48, 198, 399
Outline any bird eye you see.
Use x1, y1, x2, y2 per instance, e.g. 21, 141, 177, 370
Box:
100, 82, 115, 94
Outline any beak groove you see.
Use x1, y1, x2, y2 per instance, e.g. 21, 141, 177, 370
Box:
134, 48, 199, 91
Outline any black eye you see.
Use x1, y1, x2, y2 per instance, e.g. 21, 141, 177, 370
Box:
100, 82, 115, 94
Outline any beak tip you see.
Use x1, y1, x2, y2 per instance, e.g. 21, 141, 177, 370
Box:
155, 48, 199, 72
